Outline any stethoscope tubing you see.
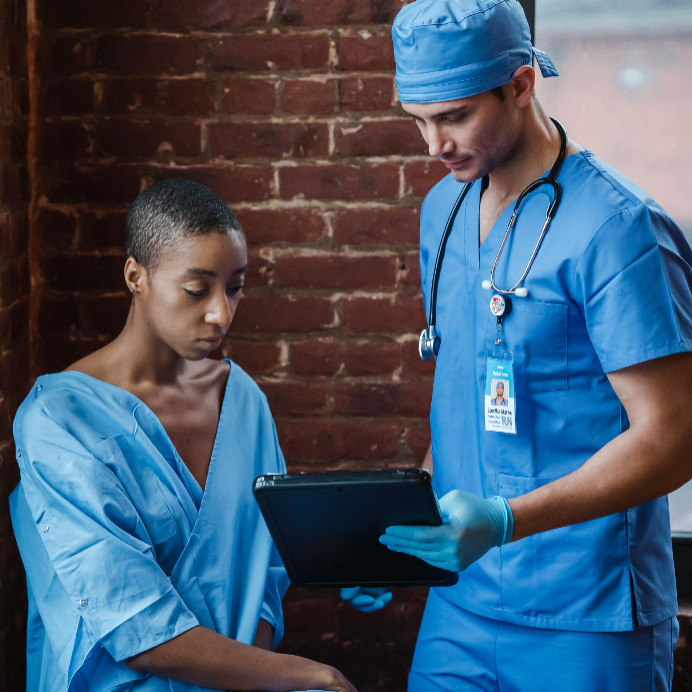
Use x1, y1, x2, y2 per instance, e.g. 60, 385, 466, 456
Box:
486, 118, 567, 295
428, 182, 472, 329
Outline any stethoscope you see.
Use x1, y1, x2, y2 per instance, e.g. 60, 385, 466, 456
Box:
419, 118, 567, 361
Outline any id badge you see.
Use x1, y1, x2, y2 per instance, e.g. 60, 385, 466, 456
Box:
485, 356, 516, 435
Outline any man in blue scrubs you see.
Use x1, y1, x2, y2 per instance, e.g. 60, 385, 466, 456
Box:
10, 179, 357, 691
377, 1, 692, 689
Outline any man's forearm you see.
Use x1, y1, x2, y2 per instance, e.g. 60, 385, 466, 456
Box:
510, 353, 692, 541
509, 427, 683, 540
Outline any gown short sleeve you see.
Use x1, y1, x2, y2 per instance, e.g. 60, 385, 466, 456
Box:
12, 388, 200, 683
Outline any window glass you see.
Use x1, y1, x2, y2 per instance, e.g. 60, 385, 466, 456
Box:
535, 0, 692, 535
534, 0, 692, 242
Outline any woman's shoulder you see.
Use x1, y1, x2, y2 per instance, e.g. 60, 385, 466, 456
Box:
64, 342, 121, 383
12, 378, 98, 463
13, 369, 134, 444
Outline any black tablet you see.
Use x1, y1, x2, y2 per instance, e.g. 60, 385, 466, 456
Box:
252, 469, 458, 588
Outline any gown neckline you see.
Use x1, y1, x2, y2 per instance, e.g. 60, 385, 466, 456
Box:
44, 359, 234, 500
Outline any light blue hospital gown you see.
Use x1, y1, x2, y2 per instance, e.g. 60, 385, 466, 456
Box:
419, 149, 692, 632
10, 360, 292, 691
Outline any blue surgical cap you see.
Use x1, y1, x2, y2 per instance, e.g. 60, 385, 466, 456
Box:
392, 0, 558, 103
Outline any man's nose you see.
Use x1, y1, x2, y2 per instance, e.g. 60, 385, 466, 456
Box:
426, 123, 453, 158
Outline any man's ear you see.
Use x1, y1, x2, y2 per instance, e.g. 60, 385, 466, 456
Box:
510, 65, 536, 108
124, 256, 147, 295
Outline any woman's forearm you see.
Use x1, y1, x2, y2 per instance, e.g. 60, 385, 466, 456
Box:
252, 618, 275, 651
127, 625, 353, 691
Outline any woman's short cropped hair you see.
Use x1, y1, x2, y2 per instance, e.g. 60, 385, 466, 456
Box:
125, 179, 244, 271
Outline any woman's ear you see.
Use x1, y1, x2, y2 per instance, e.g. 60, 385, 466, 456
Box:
511, 65, 536, 108
124, 256, 147, 296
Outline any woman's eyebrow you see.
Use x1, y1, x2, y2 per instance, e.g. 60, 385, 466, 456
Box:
183, 268, 217, 278
182, 264, 249, 278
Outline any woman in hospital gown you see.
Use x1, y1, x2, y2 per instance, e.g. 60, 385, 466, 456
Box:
9, 179, 357, 692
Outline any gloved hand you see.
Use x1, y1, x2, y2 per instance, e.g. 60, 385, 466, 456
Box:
379, 490, 513, 572
340, 586, 393, 613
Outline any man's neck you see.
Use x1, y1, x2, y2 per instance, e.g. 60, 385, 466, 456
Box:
486, 111, 562, 205
478, 108, 567, 246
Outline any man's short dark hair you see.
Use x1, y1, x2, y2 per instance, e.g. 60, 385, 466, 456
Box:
125, 179, 244, 271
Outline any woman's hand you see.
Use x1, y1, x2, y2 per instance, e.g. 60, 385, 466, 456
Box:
316, 664, 359, 692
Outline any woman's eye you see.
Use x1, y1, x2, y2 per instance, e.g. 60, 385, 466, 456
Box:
184, 287, 207, 297
226, 284, 244, 296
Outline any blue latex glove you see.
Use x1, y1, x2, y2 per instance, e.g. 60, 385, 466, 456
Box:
379, 490, 513, 572
340, 586, 393, 613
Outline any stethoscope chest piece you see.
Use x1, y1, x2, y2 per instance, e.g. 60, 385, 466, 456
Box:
419, 326, 440, 361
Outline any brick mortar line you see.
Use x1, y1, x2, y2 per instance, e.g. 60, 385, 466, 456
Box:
41, 116, 408, 123
35, 72, 396, 78
254, 248, 406, 257
33, 156, 430, 163
50, 71, 396, 80
35, 200, 424, 214
48, 27, 396, 38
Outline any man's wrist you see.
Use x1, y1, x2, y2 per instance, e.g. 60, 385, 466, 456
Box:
492, 496, 514, 545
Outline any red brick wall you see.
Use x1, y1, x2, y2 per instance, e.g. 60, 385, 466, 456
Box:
0, 0, 29, 688
3, 2, 691, 690
28, 0, 446, 394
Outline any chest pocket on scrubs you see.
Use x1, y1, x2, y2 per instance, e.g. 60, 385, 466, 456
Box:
487, 299, 569, 394
93, 435, 186, 574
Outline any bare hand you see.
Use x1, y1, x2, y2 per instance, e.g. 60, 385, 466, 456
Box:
323, 666, 359, 692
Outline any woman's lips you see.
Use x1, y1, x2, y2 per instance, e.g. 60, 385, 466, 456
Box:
199, 336, 223, 347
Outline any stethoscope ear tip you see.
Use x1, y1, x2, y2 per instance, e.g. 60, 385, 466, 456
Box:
484, 281, 529, 298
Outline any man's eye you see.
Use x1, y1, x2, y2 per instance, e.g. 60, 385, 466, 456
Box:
445, 112, 466, 123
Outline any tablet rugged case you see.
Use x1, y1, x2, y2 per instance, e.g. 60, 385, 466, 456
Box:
253, 469, 458, 588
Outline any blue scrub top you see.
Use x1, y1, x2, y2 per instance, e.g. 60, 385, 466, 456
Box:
420, 150, 692, 632
10, 360, 290, 690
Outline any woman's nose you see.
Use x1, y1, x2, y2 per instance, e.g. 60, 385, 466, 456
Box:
204, 295, 232, 329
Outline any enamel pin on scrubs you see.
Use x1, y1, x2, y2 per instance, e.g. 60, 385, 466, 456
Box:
485, 293, 516, 434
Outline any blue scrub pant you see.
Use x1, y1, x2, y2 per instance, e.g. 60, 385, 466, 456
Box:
409, 588, 679, 692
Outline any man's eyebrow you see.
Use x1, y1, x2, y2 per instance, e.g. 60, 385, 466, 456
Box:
406, 106, 468, 121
